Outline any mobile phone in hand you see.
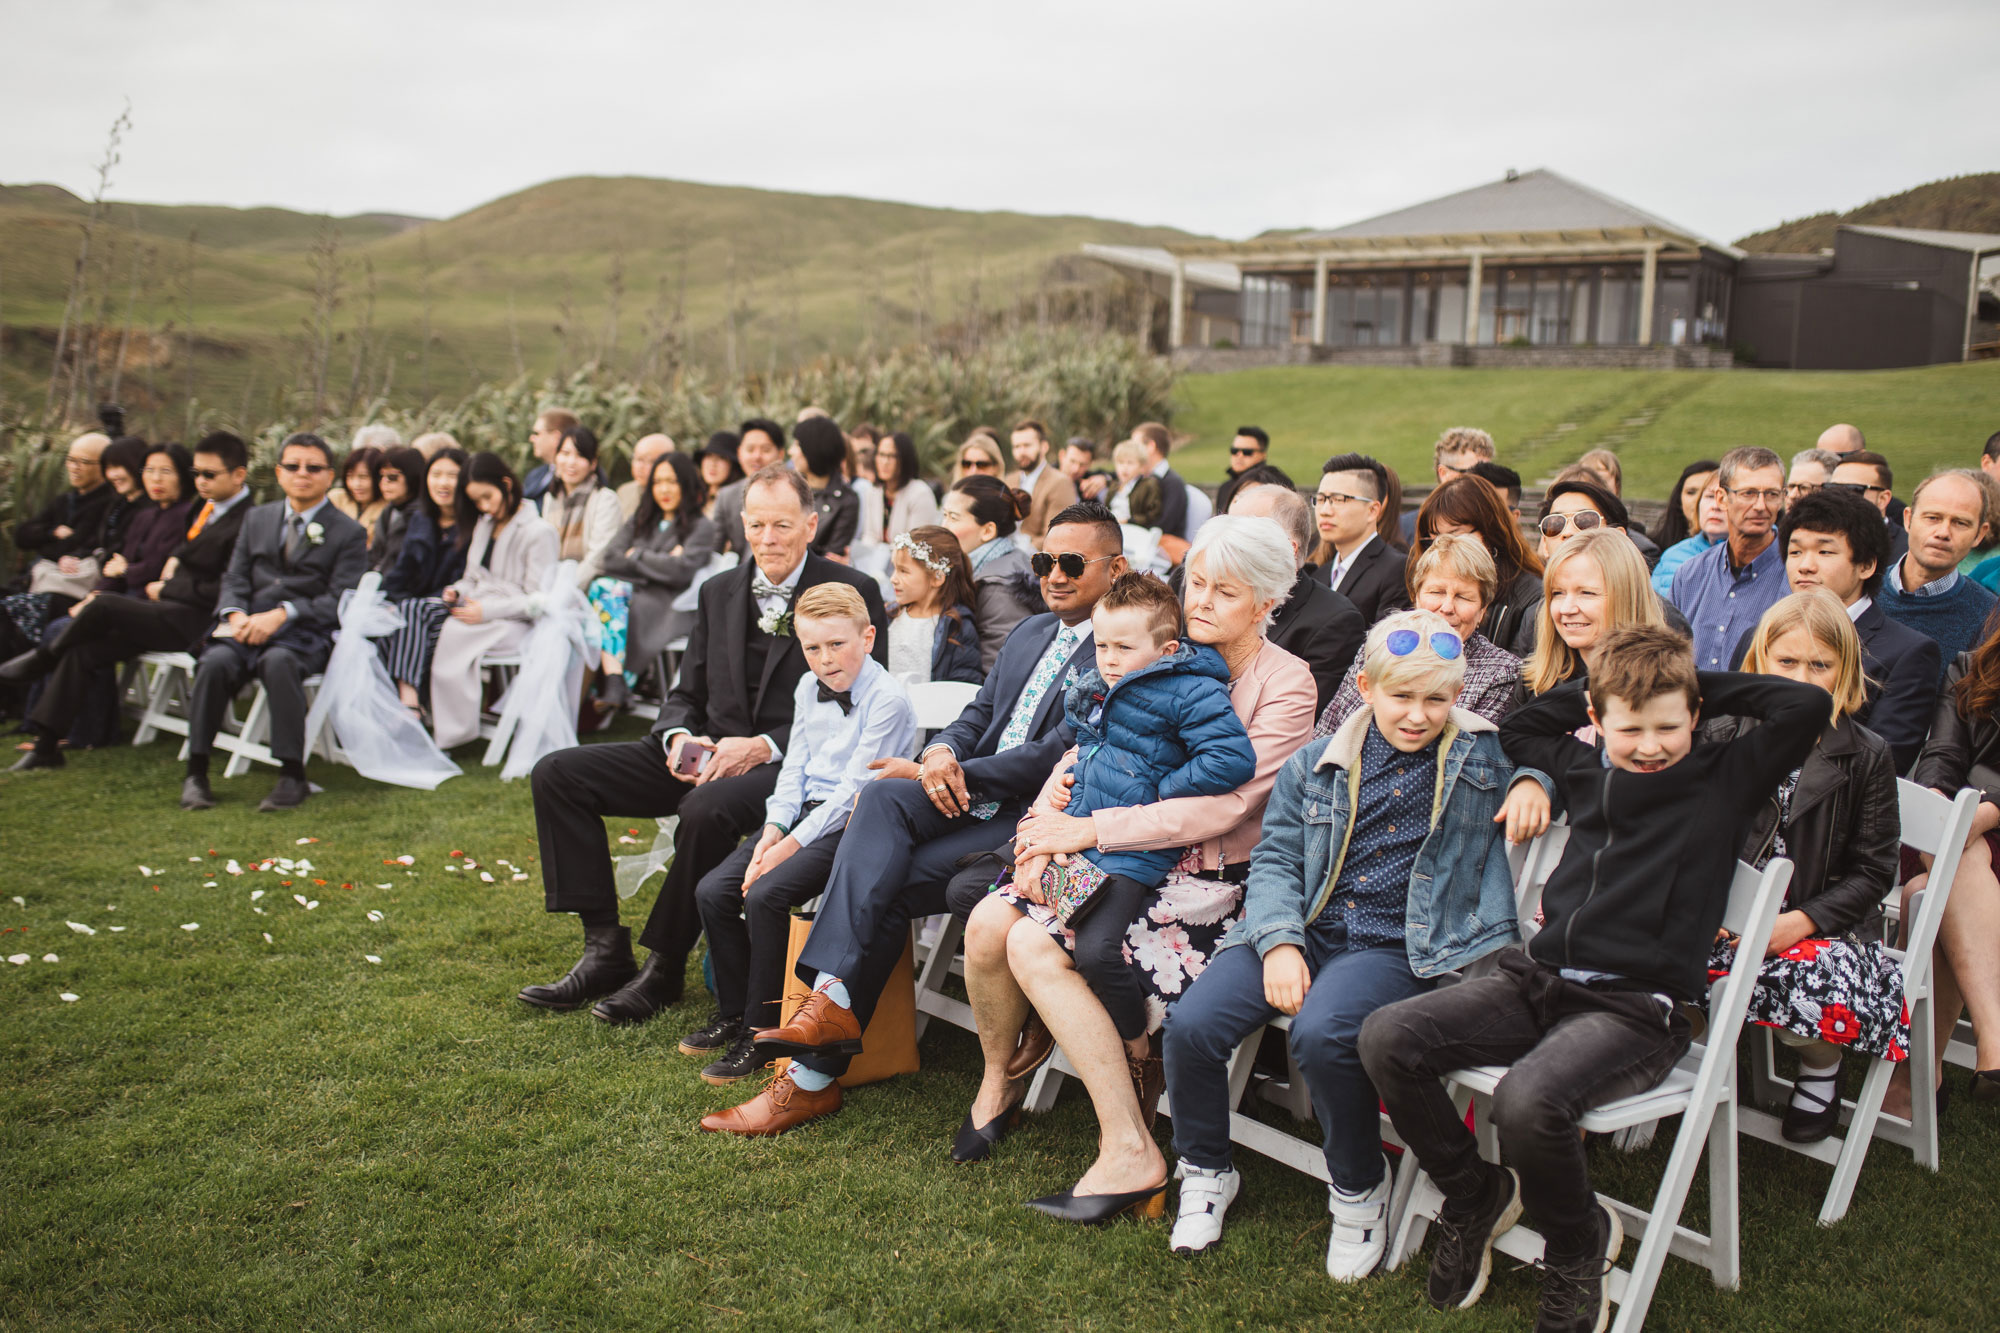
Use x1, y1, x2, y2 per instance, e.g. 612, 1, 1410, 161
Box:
673, 741, 715, 778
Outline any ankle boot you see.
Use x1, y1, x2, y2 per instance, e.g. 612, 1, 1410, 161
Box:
590, 951, 685, 1025
517, 925, 639, 1010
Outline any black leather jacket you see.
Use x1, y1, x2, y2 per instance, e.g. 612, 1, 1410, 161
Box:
1705, 711, 1900, 937
1912, 653, 2000, 804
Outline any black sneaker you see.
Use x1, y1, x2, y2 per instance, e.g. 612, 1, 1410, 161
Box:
1427, 1166, 1523, 1310
1534, 1200, 1622, 1333
700, 1030, 765, 1085
677, 1013, 743, 1057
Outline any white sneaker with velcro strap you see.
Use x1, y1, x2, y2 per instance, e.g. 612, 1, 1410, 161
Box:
1325, 1156, 1394, 1282
1169, 1161, 1240, 1255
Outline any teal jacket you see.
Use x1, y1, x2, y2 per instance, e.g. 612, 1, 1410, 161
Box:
1223, 705, 1552, 978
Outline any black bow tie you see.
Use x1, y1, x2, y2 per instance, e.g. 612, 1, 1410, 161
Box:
817, 682, 854, 715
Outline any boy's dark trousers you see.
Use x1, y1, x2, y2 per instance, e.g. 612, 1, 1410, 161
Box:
1358, 949, 1690, 1245
694, 810, 839, 1029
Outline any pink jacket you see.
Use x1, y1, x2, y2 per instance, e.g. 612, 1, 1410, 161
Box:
1089, 637, 1316, 873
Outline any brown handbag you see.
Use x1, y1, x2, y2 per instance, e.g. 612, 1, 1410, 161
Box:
777, 914, 920, 1088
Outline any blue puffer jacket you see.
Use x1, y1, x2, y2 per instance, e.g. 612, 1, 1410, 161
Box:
930, 602, 983, 685
1223, 705, 1554, 978
1063, 641, 1258, 883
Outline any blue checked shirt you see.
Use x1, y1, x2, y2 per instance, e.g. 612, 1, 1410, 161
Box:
1670, 536, 1788, 670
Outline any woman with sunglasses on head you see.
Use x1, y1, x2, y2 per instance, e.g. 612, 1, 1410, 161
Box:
939, 475, 1038, 672
1407, 474, 1543, 657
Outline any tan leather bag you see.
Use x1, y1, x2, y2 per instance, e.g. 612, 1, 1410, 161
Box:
777, 915, 919, 1088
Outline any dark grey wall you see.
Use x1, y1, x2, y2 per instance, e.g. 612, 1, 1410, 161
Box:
1733, 231, 1976, 369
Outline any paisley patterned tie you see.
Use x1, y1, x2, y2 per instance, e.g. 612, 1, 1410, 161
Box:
971, 623, 1080, 821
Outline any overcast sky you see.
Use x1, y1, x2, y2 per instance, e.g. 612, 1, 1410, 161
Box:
5, 0, 1994, 243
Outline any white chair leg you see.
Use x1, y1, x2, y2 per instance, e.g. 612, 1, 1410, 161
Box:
911, 915, 964, 1041
1909, 994, 1941, 1171
1821, 1057, 1891, 1225
1024, 1057, 1066, 1114
224, 689, 265, 779
1706, 1093, 1739, 1287
1609, 1103, 1723, 1333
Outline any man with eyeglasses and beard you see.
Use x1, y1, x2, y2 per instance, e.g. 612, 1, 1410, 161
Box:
1670, 446, 1791, 670
180, 433, 367, 811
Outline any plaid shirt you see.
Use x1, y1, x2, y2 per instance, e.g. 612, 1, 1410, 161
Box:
1314, 632, 1521, 739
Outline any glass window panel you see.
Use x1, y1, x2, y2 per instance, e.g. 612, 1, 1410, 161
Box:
1656, 266, 1691, 345
1379, 276, 1405, 345
1436, 274, 1467, 344
1410, 275, 1435, 343
1477, 272, 1499, 344
1326, 284, 1354, 347
1531, 269, 1566, 345
1595, 267, 1634, 344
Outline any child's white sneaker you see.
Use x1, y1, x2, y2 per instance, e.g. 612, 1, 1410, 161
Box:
1170, 1161, 1240, 1255
1325, 1156, 1393, 1282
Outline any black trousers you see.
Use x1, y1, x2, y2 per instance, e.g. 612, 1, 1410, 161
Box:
29, 595, 206, 739
188, 632, 331, 763
1358, 949, 1690, 1245
696, 824, 842, 1028
794, 777, 1023, 1079
528, 738, 779, 965
1070, 873, 1152, 1043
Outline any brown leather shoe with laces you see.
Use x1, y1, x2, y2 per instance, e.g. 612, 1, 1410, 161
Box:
753, 989, 864, 1056
700, 1068, 843, 1136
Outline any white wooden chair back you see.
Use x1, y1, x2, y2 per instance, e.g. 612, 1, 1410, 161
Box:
906, 680, 980, 736
670, 551, 739, 612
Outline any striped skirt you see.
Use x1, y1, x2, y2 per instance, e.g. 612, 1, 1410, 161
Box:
377, 598, 450, 689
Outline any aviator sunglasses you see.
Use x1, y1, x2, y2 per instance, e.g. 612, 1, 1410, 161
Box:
1031, 551, 1118, 579
1385, 628, 1463, 661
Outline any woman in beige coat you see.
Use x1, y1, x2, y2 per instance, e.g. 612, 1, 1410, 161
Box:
431, 453, 560, 749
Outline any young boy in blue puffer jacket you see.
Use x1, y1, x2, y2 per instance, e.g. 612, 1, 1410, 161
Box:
1000, 572, 1257, 1046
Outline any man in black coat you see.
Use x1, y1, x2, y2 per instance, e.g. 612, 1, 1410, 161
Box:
701, 502, 1123, 1136
4, 433, 255, 770
184, 433, 367, 812
520, 466, 889, 1024
1313, 453, 1411, 624
1228, 482, 1365, 712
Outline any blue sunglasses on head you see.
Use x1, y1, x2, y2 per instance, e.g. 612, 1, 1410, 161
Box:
1385, 628, 1463, 661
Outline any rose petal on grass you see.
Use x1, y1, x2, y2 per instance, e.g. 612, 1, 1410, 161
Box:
293, 894, 309, 908
10, 896, 23, 907
7, 954, 26, 965
366, 910, 384, 923
181, 923, 199, 931
59, 992, 78, 1002
444, 866, 458, 873
396, 855, 414, 865
513, 873, 528, 881
296, 837, 317, 846
364, 955, 381, 964
226, 860, 243, 875
188, 856, 202, 862
297, 861, 314, 873
450, 850, 463, 857
253, 907, 265, 915
306, 901, 319, 910
66, 922, 97, 936
108, 926, 126, 932
138, 865, 154, 876
262, 932, 273, 944
250, 889, 265, 901
375, 883, 392, 890
617, 835, 638, 844
480, 872, 495, 883
42, 953, 58, 962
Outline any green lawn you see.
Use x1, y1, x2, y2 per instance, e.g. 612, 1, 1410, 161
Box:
1171, 360, 2000, 501
2, 720, 1994, 1330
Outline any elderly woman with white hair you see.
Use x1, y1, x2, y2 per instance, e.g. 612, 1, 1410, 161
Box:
953, 515, 1316, 1221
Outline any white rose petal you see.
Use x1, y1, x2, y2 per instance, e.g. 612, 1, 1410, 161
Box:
189, 856, 202, 862
7, 954, 27, 965
262, 932, 273, 944
277, 859, 296, 872
42, 953, 58, 963
10, 896, 24, 907
250, 889, 265, 901
181, 922, 199, 931
617, 835, 637, 844
396, 855, 415, 865
513, 873, 527, 882
108, 926, 126, 932
366, 910, 384, 923
104, 904, 116, 911
480, 872, 495, 883
138, 865, 154, 876
296, 860, 313, 872
253, 907, 265, 915
226, 860, 243, 875
293, 894, 309, 907
375, 883, 392, 890
364, 955, 381, 964
444, 866, 458, 873
296, 838, 314, 846
66, 921, 97, 936
306, 901, 319, 910
59, 992, 79, 1002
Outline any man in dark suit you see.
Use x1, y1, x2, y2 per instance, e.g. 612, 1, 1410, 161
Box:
701, 502, 1125, 1135
1228, 482, 1365, 712
4, 432, 256, 769
1135, 422, 1194, 566
1313, 453, 1410, 625
1735, 488, 1940, 772
182, 433, 367, 811
520, 465, 889, 1024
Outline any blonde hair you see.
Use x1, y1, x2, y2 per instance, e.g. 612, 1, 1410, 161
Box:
792, 583, 871, 631
1433, 427, 1495, 463
1410, 532, 1498, 606
1576, 447, 1623, 493
1523, 529, 1663, 694
1112, 439, 1149, 468
410, 431, 459, 458
1361, 608, 1468, 697
1742, 590, 1869, 721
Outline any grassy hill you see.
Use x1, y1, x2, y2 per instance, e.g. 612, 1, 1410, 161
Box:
1736, 172, 2000, 252
0, 176, 1201, 436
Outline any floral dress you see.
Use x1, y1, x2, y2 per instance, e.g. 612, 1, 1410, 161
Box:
1705, 766, 1911, 1062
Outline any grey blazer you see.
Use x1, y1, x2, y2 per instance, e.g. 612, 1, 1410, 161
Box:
598, 513, 722, 668
214, 500, 369, 651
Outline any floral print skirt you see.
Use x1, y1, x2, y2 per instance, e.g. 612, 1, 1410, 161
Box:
1707, 934, 1909, 1062
587, 578, 634, 683
997, 846, 1246, 1036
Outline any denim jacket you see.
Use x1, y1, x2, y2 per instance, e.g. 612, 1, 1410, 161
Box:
1223, 705, 1553, 978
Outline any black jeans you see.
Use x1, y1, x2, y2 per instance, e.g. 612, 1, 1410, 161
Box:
1070, 873, 1153, 1043
1358, 949, 1690, 1243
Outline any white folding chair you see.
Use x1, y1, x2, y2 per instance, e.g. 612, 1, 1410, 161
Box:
1740, 780, 1978, 1223
1390, 855, 1795, 1333
475, 654, 524, 754
905, 680, 980, 742
178, 672, 340, 777
129, 651, 197, 746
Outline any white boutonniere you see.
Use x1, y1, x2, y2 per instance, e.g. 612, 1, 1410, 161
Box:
305, 522, 325, 546
757, 607, 794, 638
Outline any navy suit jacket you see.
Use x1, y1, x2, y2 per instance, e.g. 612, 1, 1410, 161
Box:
928, 612, 1096, 805
1730, 598, 1940, 773
1319, 535, 1411, 625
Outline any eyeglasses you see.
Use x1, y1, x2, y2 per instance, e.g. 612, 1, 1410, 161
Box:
278, 461, 331, 474
1229, 446, 1263, 458
1385, 628, 1463, 661
1537, 510, 1603, 537
1786, 481, 1823, 497
192, 467, 225, 480
1031, 551, 1118, 579
1314, 490, 1371, 509
379, 471, 404, 485
1725, 486, 1784, 506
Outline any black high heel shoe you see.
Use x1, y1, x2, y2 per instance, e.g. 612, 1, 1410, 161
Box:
1970, 1069, 2000, 1105
1024, 1179, 1168, 1224
951, 1093, 1025, 1164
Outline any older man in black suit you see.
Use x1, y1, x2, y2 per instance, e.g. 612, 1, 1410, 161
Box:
4, 432, 257, 771
182, 433, 366, 812
520, 465, 889, 1023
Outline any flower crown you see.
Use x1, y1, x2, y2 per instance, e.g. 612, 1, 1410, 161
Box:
891, 532, 953, 578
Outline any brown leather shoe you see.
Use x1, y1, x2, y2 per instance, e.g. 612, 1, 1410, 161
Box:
1004, 1011, 1055, 1080
700, 1068, 842, 1136
1129, 1051, 1165, 1134
753, 989, 864, 1056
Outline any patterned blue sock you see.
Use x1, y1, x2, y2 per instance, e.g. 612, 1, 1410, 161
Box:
812, 973, 852, 1010
788, 1063, 836, 1092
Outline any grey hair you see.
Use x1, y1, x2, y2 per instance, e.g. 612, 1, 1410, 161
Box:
1186, 514, 1298, 629
1717, 446, 1784, 490
1232, 484, 1314, 569
350, 423, 403, 451
1790, 447, 1841, 475
744, 461, 813, 510
1910, 467, 1991, 514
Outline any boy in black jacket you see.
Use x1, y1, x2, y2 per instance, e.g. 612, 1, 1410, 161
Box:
1358, 625, 1825, 1333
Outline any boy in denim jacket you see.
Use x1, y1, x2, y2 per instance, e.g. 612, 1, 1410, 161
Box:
1162, 610, 1551, 1274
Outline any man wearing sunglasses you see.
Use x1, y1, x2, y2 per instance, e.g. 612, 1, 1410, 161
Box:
1212, 426, 1269, 518
6, 432, 257, 771
1830, 451, 1909, 567
180, 433, 367, 811
1668, 446, 1790, 670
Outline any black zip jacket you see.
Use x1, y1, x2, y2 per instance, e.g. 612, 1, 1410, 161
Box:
1703, 712, 1900, 938
1500, 672, 1828, 1001
1912, 653, 2000, 804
